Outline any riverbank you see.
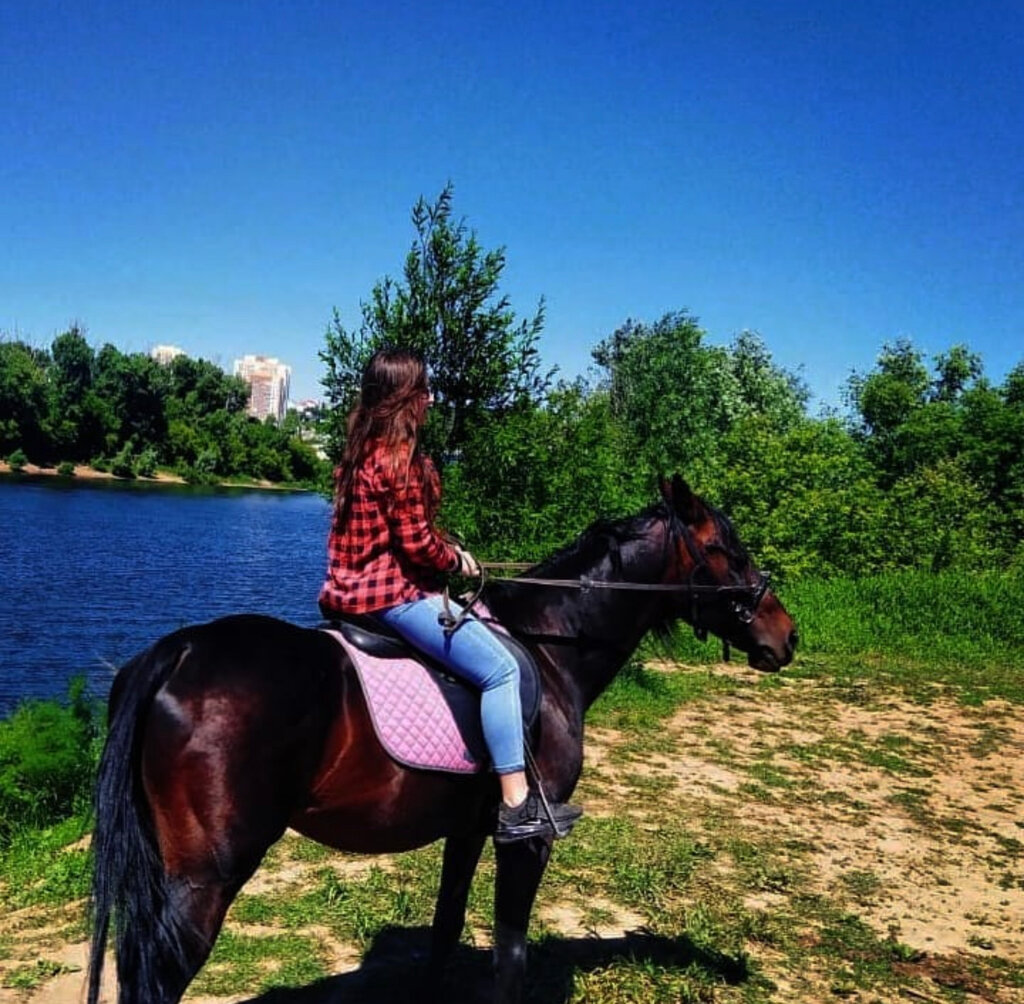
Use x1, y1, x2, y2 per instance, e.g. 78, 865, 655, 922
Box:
0, 460, 186, 483
0, 461, 311, 491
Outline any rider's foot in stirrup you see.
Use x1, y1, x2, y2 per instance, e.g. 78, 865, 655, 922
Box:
494, 792, 583, 844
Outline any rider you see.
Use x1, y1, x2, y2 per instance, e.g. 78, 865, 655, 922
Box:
318, 347, 581, 843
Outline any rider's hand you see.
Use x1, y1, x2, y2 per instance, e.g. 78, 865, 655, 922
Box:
453, 546, 481, 577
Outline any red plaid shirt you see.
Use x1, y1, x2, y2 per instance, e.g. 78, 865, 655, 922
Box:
318, 445, 460, 615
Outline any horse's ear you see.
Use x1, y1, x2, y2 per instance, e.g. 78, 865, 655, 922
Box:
663, 473, 701, 523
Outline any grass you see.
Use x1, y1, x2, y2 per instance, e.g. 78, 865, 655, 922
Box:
0, 813, 92, 910
776, 568, 1024, 703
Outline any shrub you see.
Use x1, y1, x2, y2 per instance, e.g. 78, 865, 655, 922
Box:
136, 447, 159, 478
7, 448, 28, 471
57, 461, 75, 477
110, 443, 136, 479
0, 678, 102, 845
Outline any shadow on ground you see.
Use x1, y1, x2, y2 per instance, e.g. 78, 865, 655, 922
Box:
241, 924, 749, 1003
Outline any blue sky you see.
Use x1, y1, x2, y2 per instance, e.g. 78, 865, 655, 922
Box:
3, 0, 1022, 408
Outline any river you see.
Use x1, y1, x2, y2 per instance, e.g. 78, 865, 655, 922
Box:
0, 475, 331, 714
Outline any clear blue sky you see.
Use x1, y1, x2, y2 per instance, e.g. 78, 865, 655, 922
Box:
3, 0, 1022, 408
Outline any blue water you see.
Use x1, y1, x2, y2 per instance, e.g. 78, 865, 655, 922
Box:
0, 475, 332, 714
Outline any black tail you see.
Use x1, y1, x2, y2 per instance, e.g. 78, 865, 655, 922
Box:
87, 635, 194, 1004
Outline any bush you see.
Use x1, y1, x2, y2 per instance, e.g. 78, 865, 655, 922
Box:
57, 461, 75, 477
0, 679, 102, 845
89, 455, 110, 473
7, 448, 28, 471
110, 443, 136, 479
136, 446, 159, 478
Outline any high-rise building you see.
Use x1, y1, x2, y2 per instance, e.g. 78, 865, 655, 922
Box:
151, 344, 185, 365
233, 354, 291, 423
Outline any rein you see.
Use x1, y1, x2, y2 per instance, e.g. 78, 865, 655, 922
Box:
480, 564, 767, 598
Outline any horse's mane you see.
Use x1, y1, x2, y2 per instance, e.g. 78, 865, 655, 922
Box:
525, 503, 670, 581
523, 493, 753, 583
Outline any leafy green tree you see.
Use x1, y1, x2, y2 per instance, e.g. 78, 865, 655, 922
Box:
593, 311, 728, 482
592, 314, 807, 487
167, 355, 249, 418
93, 346, 168, 451
321, 184, 550, 461
444, 381, 648, 559
0, 679, 99, 843
933, 344, 982, 403
49, 325, 94, 410
0, 340, 49, 458
881, 458, 1002, 572
728, 330, 809, 431
706, 416, 885, 578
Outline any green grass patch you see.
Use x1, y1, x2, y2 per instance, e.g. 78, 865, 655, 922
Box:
1, 959, 77, 991
779, 568, 1024, 702
0, 813, 92, 908
231, 846, 446, 949
188, 930, 330, 997
547, 817, 714, 918
588, 657, 737, 732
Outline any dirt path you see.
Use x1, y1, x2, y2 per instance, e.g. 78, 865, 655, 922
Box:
3, 667, 1023, 1003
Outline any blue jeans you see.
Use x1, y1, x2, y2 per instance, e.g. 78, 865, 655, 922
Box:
376, 594, 525, 774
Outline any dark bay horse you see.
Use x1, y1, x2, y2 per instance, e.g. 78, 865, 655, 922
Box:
87, 476, 796, 1004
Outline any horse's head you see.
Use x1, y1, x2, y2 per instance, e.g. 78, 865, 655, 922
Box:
660, 475, 797, 672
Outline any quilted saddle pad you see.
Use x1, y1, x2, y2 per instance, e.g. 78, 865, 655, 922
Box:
324, 628, 486, 774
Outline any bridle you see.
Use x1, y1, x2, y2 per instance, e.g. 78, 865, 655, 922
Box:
666, 507, 771, 642
440, 508, 771, 659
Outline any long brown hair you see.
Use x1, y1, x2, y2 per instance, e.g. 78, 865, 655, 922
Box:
333, 348, 433, 527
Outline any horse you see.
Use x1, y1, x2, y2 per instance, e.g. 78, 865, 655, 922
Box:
87, 476, 796, 1004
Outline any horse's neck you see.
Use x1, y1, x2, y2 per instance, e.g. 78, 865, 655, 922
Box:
493, 526, 670, 711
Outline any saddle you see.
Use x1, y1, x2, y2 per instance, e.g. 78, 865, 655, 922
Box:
321, 608, 541, 774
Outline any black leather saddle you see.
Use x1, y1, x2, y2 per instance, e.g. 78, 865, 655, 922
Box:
324, 613, 542, 742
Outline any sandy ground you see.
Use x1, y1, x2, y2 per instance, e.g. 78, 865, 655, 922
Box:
0, 461, 185, 482
0, 461, 290, 490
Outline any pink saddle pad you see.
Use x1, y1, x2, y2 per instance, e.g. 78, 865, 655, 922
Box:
323, 629, 485, 774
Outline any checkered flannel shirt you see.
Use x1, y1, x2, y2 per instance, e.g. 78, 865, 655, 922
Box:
319, 447, 460, 616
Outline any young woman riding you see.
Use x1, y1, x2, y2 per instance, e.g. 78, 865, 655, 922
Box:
318, 347, 581, 843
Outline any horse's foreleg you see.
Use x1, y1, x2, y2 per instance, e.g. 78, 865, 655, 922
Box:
428, 830, 488, 994
492, 836, 552, 1004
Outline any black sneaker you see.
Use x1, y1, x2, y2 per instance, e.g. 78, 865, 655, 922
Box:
495, 793, 583, 844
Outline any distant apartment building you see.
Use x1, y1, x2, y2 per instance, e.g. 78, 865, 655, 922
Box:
233, 354, 291, 423
150, 344, 185, 365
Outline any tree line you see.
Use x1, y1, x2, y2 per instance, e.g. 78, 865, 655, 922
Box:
0, 330, 324, 485
322, 186, 1024, 581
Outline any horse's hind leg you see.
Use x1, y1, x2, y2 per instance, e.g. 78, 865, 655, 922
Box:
130, 680, 312, 1001
428, 830, 488, 995
120, 874, 239, 1004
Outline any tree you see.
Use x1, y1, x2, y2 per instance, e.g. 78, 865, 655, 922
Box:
846, 339, 930, 439
592, 311, 731, 483
443, 380, 648, 559
92, 346, 168, 452
0, 340, 49, 458
933, 344, 982, 403
591, 314, 807, 486
320, 184, 550, 461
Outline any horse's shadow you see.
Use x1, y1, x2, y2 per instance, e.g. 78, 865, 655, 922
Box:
243, 925, 750, 1003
